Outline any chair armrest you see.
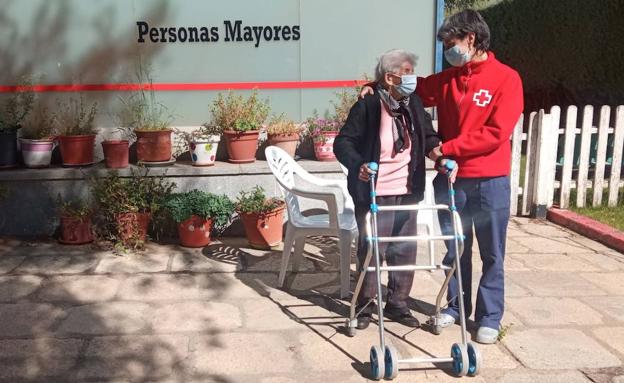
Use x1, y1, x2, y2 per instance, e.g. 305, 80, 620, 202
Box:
290, 187, 339, 229
303, 176, 352, 210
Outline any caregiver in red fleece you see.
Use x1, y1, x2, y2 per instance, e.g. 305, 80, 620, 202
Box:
362, 9, 523, 344
429, 8, 524, 345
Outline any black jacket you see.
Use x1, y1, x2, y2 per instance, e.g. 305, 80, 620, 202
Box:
333, 93, 440, 207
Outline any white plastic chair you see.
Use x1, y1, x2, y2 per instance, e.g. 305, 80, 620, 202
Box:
265, 146, 358, 298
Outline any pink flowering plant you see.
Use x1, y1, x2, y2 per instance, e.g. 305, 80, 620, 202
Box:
305, 87, 360, 143
305, 113, 340, 143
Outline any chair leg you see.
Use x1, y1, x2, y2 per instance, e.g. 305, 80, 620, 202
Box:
278, 225, 296, 288
292, 236, 306, 272
339, 230, 353, 299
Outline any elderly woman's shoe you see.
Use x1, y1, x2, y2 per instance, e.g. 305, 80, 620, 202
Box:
357, 313, 372, 330
384, 308, 420, 328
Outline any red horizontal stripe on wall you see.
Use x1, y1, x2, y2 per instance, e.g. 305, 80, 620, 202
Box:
0, 80, 369, 93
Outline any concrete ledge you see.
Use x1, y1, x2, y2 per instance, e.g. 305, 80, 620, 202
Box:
0, 160, 346, 236
547, 208, 624, 254
0, 159, 344, 181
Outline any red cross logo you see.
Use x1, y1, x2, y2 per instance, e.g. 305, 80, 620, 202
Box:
473, 89, 492, 107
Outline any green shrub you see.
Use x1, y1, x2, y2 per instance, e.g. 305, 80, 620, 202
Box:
0, 77, 35, 134
479, 0, 624, 110
54, 96, 98, 136
235, 186, 283, 214
211, 90, 270, 133
165, 190, 234, 231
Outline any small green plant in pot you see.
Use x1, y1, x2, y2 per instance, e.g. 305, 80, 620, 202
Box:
91, 169, 175, 249
57, 195, 94, 245
0, 77, 35, 168
235, 185, 285, 249
266, 113, 302, 158
165, 190, 234, 247
212, 90, 270, 163
20, 102, 57, 168
53, 96, 98, 167
119, 66, 174, 164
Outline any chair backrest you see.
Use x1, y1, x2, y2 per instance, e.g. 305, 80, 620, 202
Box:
265, 146, 303, 221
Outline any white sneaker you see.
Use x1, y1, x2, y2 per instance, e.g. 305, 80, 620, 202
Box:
436, 313, 456, 328
476, 326, 499, 344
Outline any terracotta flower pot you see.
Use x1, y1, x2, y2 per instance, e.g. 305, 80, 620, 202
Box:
20, 138, 55, 168
59, 215, 94, 245
189, 135, 220, 166
58, 135, 96, 166
313, 131, 338, 161
268, 133, 299, 158
135, 130, 172, 162
115, 212, 151, 244
102, 140, 129, 169
223, 130, 259, 163
0, 131, 19, 168
239, 203, 286, 249
177, 215, 213, 248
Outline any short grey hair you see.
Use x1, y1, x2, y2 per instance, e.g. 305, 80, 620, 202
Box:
374, 49, 418, 82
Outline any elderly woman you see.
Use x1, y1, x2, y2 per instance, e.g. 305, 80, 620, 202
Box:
334, 49, 450, 330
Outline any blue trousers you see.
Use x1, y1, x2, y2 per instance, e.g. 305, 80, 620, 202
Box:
433, 174, 510, 330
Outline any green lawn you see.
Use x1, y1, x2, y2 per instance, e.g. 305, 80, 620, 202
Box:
567, 189, 624, 231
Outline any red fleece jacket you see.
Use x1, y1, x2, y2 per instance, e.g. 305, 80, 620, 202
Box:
417, 52, 523, 178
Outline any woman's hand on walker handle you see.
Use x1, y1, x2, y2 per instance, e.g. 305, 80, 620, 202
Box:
429, 145, 458, 183
440, 159, 458, 183
358, 162, 376, 182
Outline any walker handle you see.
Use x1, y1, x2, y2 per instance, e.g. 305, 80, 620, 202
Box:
444, 160, 456, 171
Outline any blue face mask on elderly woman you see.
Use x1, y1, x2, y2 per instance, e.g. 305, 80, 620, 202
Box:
393, 74, 417, 98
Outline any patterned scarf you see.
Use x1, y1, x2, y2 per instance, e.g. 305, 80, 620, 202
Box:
377, 85, 413, 154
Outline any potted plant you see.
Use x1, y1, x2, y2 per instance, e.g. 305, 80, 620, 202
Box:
57, 196, 94, 245
165, 190, 234, 247
176, 124, 222, 166
266, 113, 302, 158
53, 96, 98, 167
212, 90, 270, 163
91, 169, 175, 247
235, 185, 285, 249
101, 127, 131, 169
306, 114, 340, 161
0, 78, 35, 168
306, 88, 358, 161
20, 102, 57, 168
119, 69, 173, 164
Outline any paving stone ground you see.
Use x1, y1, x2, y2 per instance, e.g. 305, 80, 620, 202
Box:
0, 217, 623, 382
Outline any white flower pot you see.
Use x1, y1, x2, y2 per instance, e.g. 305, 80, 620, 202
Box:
189, 135, 220, 166
20, 138, 55, 168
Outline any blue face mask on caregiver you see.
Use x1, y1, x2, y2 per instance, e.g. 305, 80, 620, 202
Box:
393, 74, 417, 98
444, 45, 472, 67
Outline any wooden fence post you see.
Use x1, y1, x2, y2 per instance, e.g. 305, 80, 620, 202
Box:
509, 115, 524, 216
530, 108, 559, 218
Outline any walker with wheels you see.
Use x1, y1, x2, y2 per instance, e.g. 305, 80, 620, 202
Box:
344, 160, 482, 380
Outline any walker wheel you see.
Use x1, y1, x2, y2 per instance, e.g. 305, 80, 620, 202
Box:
384, 344, 400, 380
370, 345, 384, 380
467, 342, 482, 376
450, 343, 469, 376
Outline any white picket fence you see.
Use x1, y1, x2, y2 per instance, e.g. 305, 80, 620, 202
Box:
510, 104, 624, 217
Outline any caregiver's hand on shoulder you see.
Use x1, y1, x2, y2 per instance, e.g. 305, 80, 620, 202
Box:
358, 85, 374, 99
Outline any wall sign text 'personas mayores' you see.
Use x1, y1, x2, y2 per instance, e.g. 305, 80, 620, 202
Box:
137, 20, 301, 48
